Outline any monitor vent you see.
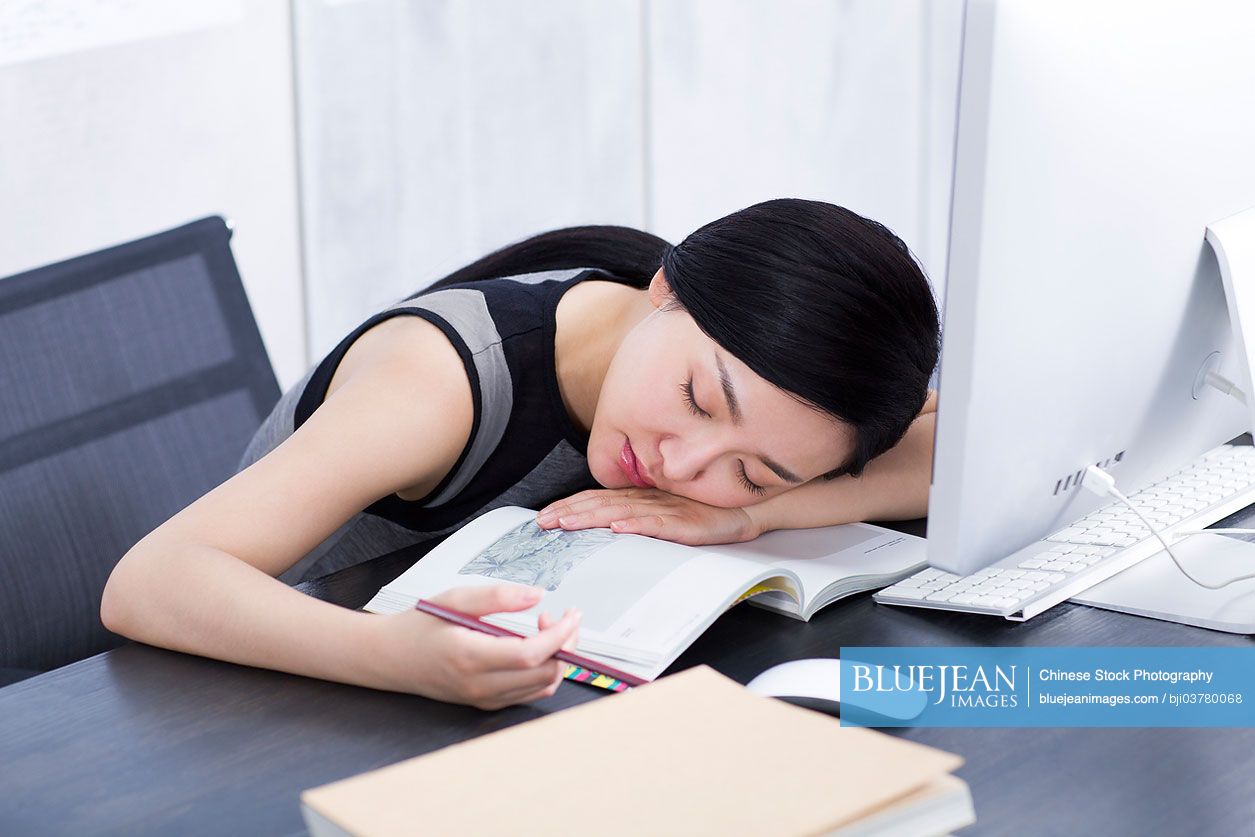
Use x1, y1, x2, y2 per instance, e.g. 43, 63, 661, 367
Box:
1053, 451, 1125, 496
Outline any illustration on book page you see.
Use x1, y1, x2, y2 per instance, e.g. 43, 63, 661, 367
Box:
458, 519, 618, 591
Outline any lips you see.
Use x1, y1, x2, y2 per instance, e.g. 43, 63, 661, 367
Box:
619, 438, 655, 488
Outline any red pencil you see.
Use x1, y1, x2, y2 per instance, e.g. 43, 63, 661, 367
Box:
414, 598, 651, 688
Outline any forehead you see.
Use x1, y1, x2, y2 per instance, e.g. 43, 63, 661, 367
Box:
683, 327, 853, 474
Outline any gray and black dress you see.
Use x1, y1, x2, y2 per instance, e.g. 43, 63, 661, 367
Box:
236, 267, 637, 583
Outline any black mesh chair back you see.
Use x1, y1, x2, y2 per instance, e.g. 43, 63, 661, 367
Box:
0, 217, 280, 681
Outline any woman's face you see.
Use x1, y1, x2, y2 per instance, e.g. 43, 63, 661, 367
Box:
587, 273, 856, 508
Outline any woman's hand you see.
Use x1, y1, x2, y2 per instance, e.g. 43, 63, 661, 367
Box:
370, 584, 580, 710
535, 487, 761, 546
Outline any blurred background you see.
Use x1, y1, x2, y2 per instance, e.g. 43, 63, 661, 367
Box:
0, 0, 963, 391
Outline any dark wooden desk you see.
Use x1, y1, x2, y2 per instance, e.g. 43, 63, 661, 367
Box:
3, 515, 1255, 836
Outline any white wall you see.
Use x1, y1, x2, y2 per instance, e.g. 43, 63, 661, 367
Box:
648, 0, 940, 265
294, 0, 965, 361
1, 0, 964, 383
0, 0, 306, 390
294, 0, 649, 361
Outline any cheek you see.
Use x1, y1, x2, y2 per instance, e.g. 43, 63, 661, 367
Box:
602, 352, 673, 429
588, 374, 646, 486
670, 480, 752, 510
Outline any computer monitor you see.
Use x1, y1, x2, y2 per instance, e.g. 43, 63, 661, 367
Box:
928, 0, 1255, 575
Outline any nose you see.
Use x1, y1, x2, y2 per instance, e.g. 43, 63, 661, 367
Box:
658, 431, 726, 484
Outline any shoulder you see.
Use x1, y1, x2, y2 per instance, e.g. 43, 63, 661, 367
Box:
321, 315, 476, 501
327, 314, 463, 398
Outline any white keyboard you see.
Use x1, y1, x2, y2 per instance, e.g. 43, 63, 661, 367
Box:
874, 443, 1255, 621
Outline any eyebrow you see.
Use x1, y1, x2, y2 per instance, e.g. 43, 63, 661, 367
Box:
713, 351, 805, 485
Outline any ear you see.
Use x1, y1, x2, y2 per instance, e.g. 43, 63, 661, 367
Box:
647, 267, 673, 310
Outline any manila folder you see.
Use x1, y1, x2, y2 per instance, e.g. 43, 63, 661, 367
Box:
301, 665, 964, 836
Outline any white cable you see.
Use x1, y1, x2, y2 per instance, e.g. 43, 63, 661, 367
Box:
1081, 465, 1255, 590
1204, 370, 1248, 405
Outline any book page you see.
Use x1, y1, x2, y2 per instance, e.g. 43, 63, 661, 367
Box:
366, 507, 775, 663
699, 522, 925, 605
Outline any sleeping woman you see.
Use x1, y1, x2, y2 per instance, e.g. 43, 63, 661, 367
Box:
101, 198, 940, 710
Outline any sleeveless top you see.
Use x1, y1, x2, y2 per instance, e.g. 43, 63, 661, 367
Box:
235, 266, 639, 584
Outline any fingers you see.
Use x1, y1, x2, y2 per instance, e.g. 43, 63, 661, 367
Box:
539, 499, 664, 531
427, 583, 543, 617
463, 607, 581, 671
458, 610, 580, 709
465, 659, 567, 710
536, 489, 663, 529
608, 513, 670, 538
549, 503, 640, 531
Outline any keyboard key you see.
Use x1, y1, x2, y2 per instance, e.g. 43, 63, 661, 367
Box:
884, 586, 929, 600
1060, 562, 1088, 572
1047, 528, 1085, 542
925, 590, 957, 602
1019, 558, 1047, 569
950, 593, 983, 605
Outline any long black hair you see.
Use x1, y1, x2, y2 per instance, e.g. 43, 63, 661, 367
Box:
418, 225, 669, 293
422, 198, 940, 479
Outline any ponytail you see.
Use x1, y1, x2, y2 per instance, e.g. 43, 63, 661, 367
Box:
411, 225, 673, 297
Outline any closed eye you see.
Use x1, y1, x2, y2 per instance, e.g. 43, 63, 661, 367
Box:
737, 460, 767, 496
680, 376, 711, 418
683, 376, 767, 496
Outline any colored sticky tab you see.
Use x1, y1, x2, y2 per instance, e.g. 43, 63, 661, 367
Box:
563, 663, 631, 692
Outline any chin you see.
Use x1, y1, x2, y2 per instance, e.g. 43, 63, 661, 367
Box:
586, 445, 614, 488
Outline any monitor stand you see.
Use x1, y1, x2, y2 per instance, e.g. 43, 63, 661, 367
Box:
1070, 206, 1255, 633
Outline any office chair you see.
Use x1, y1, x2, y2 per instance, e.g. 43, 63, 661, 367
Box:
0, 217, 281, 686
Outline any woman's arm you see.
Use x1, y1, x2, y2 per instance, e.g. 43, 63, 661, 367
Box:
536, 391, 938, 544
743, 390, 938, 535
101, 319, 579, 710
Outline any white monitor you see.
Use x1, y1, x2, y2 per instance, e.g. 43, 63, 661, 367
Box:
928, 0, 1255, 575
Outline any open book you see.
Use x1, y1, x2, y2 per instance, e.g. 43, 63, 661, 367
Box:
365, 506, 926, 682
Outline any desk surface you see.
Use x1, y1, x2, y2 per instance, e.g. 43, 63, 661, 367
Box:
4, 516, 1255, 836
